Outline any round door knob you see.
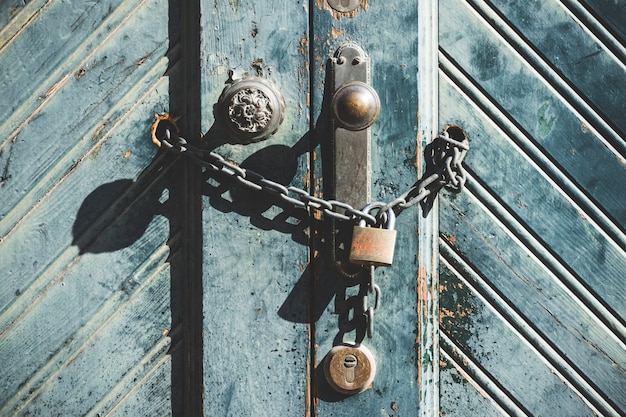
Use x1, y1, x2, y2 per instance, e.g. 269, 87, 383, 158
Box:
331, 81, 380, 131
218, 77, 285, 143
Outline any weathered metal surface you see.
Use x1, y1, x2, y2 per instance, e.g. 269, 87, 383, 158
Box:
0, 0, 183, 415
438, 0, 626, 415
330, 44, 376, 211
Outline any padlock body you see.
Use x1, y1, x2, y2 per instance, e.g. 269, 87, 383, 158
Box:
349, 225, 397, 266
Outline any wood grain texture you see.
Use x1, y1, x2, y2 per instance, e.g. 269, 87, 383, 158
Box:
0, 0, 183, 415
438, 0, 626, 415
311, 1, 423, 415
200, 1, 311, 415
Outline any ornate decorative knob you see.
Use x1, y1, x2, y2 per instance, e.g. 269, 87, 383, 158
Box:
331, 81, 380, 131
218, 77, 285, 143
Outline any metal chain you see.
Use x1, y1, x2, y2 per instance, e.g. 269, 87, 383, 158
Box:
363, 266, 381, 339
153, 117, 469, 228
153, 115, 469, 341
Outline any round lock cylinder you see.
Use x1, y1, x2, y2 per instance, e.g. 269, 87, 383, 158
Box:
217, 77, 285, 143
328, 0, 361, 13
324, 342, 377, 395
331, 81, 380, 131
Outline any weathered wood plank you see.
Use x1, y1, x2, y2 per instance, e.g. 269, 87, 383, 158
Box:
0, 0, 172, 236
571, 0, 626, 57
439, 0, 626, 318
440, 262, 601, 416
477, 0, 626, 138
438, 0, 626, 414
0, 0, 140, 137
438, 83, 626, 415
0, 0, 181, 415
440, 0, 626, 227
311, 2, 423, 415
200, 1, 311, 415
8, 258, 174, 417
440, 351, 507, 417
439, 75, 626, 324
0, 81, 170, 324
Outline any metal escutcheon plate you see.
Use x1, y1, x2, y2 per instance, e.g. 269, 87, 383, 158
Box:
328, 0, 361, 13
324, 342, 377, 395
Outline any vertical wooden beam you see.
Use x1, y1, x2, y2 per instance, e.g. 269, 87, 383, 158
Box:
417, 0, 439, 416
178, 0, 204, 415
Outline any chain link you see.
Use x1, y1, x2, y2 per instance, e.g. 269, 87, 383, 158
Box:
153, 115, 469, 341
363, 266, 381, 339
154, 117, 469, 228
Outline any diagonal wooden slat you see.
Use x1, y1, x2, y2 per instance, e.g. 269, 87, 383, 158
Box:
438, 0, 626, 415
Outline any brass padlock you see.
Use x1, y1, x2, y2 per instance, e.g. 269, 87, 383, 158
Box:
349, 204, 396, 266
324, 343, 377, 395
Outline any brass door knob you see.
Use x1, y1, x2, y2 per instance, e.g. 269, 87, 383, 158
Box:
331, 80, 380, 131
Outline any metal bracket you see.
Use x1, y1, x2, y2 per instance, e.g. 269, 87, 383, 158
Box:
330, 43, 381, 274
330, 43, 380, 210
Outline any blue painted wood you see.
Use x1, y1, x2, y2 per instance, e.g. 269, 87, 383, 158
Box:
3, 0, 622, 415
0, 0, 183, 415
310, 2, 426, 416
200, 1, 311, 415
438, 0, 626, 415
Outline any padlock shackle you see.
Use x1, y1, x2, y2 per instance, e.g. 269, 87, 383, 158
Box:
358, 202, 396, 230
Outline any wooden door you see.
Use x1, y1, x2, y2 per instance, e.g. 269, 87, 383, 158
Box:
2, 1, 624, 416
200, 1, 431, 415
437, 1, 626, 416
0, 0, 193, 416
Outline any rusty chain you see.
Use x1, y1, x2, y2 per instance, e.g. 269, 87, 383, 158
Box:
152, 114, 469, 340
152, 115, 469, 228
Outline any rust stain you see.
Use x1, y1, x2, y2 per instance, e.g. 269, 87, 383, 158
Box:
75, 68, 86, 79
417, 265, 428, 301
151, 112, 180, 147
124, 150, 132, 158
440, 307, 455, 319
299, 35, 309, 57
302, 171, 311, 189
441, 233, 456, 244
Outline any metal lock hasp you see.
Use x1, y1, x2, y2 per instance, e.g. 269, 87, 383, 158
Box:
324, 343, 377, 395
349, 203, 397, 267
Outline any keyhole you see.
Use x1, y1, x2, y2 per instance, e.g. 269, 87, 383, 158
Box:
343, 354, 357, 383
